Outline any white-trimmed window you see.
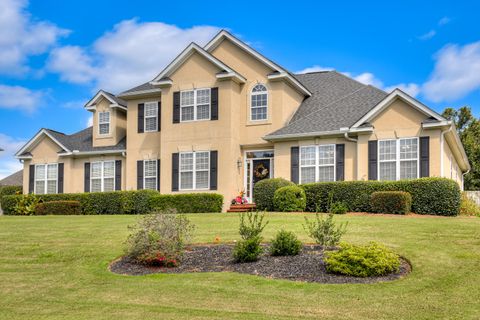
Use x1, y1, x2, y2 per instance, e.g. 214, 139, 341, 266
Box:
180, 88, 210, 122
250, 84, 268, 121
144, 160, 157, 190
144, 102, 158, 132
98, 111, 110, 135
379, 137, 419, 181
300, 145, 335, 183
91, 161, 115, 192
35, 164, 58, 194
179, 151, 209, 190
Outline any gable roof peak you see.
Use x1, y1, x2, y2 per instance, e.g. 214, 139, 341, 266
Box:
84, 90, 127, 111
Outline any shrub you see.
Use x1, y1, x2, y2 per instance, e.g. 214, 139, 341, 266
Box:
459, 193, 480, 216
303, 213, 347, 247
125, 209, 195, 266
370, 191, 412, 214
0, 185, 22, 200
233, 236, 263, 262
35, 201, 81, 215
301, 178, 460, 216
254, 178, 294, 211
149, 193, 223, 213
239, 211, 269, 240
13, 194, 39, 215
273, 185, 306, 212
324, 242, 401, 277
270, 229, 302, 256
330, 202, 348, 214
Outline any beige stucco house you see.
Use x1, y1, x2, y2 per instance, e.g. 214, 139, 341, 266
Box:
15, 30, 470, 210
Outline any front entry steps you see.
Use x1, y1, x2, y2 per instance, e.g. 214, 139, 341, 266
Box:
227, 203, 257, 213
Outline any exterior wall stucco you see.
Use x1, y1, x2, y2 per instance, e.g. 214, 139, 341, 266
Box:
92, 98, 127, 147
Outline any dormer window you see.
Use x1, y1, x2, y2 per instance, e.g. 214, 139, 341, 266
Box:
144, 102, 158, 132
251, 84, 268, 121
180, 88, 211, 122
98, 111, 110, 135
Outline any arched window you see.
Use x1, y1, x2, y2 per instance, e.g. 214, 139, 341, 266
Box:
251, 84, 268, 121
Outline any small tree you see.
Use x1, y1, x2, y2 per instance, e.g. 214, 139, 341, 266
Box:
239, 211, 269, 240
303, 213, 347, 247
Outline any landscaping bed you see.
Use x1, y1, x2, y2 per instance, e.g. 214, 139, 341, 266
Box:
110, 244, 411, 284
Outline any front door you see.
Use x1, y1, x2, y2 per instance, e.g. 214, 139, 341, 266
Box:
245, 151, 273, 202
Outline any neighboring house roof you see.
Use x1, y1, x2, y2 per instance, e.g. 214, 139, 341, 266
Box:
15, 127, 126, 159
119, 81, 160, 97
85, 90, 127, 110
0, 170, 23, 186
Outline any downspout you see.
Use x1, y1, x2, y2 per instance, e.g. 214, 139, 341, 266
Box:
344, 132, 358, 180
121, 151, 126, 158
440, 125, 453, 178
462, 169, 470, 191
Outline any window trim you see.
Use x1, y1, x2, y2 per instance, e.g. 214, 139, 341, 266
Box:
378, 137, 419, 181
179, 151, 210, 191
299, 144, 336, 184
250, 84, 268, 122
90, 160, 116, 192
180, 88, 211, 122
34, 163, 58, 194
143, 159, 158, 190
98, 111, 110, 135
144, 101, 158, 132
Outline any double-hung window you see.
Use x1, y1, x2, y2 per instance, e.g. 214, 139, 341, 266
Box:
98, 111, 110, 135
143, 160, 157, 190
179, 151, 209, 190
35, 164, 58, 194
251, 84, 268, 121
91, 161, 115, 192
180, 88, 210, 122
379, 137, 419, 181
300, 145, 335, 183
144, 102, 158, 132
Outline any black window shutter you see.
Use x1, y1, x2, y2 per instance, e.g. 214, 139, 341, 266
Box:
172, 153, 179, 191
210, 151, 218, 190
137, 160, 143, 190
173, 92, 180, 123
115, 160, 122, 191
138, 103, 144, 133
29, 164, 35, 194
291, 146, 299, 184
368, 140, 378, 180
157, 101, 161, 131
211, 87, 219, 120
84, 162, 90, 192
58, 163, 64, 194
420, 136, 430, 177
336, 144, 345, 181
157, 159, 161, 191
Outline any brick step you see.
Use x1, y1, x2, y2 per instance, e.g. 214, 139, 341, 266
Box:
227, 203, 257, 213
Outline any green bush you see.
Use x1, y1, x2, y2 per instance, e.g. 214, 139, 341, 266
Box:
0, 185, 22, 202
301, 178, 460, 216
253, 178, 294, 211
303, 213, 348, 247
330, 202, 348, 214
273, 185, 306, 212
324, 242, 401, 277
35, 201, 81, 215
239, 211, 269, 240
149, 193, 223, 213
125, 209, 195, 266
270, 229, 302, 256
233, 236, 263, 262
370, 191, 412, 214
13, 194, 39, 215
459, 193, 480, 216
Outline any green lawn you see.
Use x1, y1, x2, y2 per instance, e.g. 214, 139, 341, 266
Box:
0, 213, 479, 320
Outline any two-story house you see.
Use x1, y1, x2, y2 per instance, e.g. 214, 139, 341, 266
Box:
15, 30, 470, 210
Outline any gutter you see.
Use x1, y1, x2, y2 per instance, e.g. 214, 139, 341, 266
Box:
60, 149, 127, 157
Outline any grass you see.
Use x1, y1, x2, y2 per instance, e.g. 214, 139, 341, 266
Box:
0, 213, 479, 319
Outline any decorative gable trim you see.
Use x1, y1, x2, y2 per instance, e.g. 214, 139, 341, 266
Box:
85, 90, 127, 111
205, 30, 312, 97
15, 129, 70, 158
351, 89, 445, 128
150, 42, 246, 85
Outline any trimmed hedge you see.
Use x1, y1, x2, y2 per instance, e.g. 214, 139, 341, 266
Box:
0, 185, 22, 205
253, 178, 294, 211
370, 191, 412, 214
273, 185, 306, 212
301, 178, 460, 216
149, 193, 223, 213
35, 201, 81, 215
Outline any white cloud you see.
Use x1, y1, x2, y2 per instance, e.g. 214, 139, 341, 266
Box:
422, 41, 480, 102
350, 72, 384, 88
385, 83, 421, 96
47, 20, 220, 92
438, 17, 451, 26
295, 65, 333, 74
0, 0, 69, 75
86, 115, 93, 127
418, 30, 436, 41
0, 84, 44, 112
0, 133, 25, 179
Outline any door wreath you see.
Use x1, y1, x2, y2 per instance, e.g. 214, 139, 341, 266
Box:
254, 163, 269, 179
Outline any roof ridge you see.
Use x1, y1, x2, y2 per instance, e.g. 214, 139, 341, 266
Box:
294, 70, 333, 76
45, 128, 66, 135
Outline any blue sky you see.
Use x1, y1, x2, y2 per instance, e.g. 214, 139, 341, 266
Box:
1, 0, 480, 178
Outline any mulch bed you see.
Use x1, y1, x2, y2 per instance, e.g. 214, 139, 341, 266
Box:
110, 244, 411, 284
